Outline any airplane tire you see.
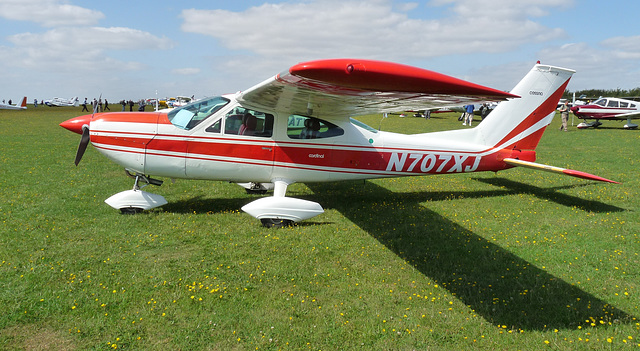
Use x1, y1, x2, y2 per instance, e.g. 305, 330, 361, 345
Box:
245, 188, 268, 195
260, 218, 295, 228
120, 207, 143, 215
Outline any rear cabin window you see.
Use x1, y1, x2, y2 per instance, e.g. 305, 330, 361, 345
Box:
287, 115, 344, 139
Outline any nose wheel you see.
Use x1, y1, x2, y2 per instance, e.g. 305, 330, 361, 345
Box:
104, 171, 167, 213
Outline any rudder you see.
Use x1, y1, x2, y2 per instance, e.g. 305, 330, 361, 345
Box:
477, 64, 574, 151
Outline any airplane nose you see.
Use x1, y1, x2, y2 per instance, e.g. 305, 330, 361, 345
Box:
60, 115, 91, 134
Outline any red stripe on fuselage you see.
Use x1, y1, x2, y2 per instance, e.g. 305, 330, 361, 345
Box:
574, 106, 635, 120
95, 132, 516, 176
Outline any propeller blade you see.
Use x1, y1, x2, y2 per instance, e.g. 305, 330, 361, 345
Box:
74, 126, 90, 166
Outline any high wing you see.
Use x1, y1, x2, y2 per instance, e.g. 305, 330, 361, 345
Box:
238, 59, 518, 119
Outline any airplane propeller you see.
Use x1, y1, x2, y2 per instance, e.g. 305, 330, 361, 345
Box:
74, 126, 90, 166
73, 94, 101, 165
60, 95, 102, 165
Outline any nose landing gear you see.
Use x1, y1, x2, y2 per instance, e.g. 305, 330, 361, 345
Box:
104, 170, 167, 214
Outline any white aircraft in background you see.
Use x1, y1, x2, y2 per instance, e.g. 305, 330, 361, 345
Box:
60, 59, 618, 227
571, 97, 640, 129
0, 97, 27, 110
44, 96, 79, 107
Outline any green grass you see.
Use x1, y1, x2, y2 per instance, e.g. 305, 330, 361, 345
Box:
1, 107, 638, 350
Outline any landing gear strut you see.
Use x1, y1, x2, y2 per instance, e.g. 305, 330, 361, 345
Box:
104, 170, 167, 214
241, 179, 324, 227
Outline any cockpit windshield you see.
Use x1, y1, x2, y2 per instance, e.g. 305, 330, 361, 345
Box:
167, 96, 230, 130
593, 98, 607, 107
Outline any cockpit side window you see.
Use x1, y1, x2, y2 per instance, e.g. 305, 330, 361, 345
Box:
218, 107, 274, 137
287, 115, 344, 139
167, 96, 229, 130
205, 119, 221, 133
607, 100, 619, 108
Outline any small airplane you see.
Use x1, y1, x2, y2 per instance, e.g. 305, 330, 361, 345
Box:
60, 59, 618, 227
571, 97, 640, 129
45, 96, 80, 107
160, 96, 194, 109
0, 96, 27, 110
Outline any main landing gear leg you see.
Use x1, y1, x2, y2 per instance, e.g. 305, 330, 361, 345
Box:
241, 179, 324, 228
624, 117, 639, 129
260, 180, 294, 228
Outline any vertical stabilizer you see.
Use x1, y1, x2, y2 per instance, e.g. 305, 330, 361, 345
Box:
477, 64, 574, 150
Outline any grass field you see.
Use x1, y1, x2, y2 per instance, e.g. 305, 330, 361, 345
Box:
1, 106, 638, 350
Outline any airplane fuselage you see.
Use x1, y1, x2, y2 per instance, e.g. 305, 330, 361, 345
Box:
68, 95, 530, 185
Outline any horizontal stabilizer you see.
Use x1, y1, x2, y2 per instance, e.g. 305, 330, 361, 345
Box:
503, 158, 619, 184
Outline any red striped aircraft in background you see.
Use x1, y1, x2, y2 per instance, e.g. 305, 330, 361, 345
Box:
60, 59, 618, 227
571, 97, 640, 129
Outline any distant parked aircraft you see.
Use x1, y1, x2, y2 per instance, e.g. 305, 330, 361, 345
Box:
571, 97, 640, 129
0, 96, 27, 110
44, 96, 80, 107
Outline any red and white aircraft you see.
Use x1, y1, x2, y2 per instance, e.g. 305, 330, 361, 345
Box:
60, 59, 618, 227
571, 97, 640, 129
0, 96, 27, 110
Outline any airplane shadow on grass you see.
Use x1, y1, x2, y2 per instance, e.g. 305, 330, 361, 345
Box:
307, 178, 633, 331
473, 177, 628, 213
161, 195, 248, 214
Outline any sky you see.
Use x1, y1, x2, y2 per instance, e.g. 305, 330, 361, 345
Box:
1, 0, 639, 103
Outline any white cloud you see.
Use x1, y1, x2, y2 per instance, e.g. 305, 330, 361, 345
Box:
433, 0, 574, 18
535, 42, 640, 90
0, 0, 104, 27
180, 0, 568, 62
600, 35, 640, 59
0, 1, 176, 99
0, 27, 173, 72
